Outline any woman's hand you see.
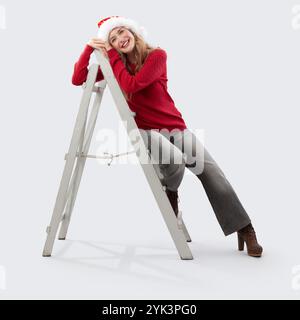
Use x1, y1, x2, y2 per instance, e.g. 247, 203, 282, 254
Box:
104, 41, 113, 51
87, 38, 113, 58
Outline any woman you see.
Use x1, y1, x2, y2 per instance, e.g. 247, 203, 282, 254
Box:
71, 16, 263, 257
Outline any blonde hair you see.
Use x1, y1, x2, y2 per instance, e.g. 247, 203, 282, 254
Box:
110, 27, 159, 101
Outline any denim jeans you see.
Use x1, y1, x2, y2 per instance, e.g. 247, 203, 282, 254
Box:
139, 128, 251, 236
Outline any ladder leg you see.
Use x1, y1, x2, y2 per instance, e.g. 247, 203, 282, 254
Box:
58, 87, 105, 240
42, 65, 99, 257
57, 116, 86, 240
181, 220, 192, 242
142, 161, 193, 260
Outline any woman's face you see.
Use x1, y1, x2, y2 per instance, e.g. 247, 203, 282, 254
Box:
108, 26, 135, 53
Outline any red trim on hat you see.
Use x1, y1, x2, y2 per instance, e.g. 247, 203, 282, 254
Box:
97, 16, 121, 28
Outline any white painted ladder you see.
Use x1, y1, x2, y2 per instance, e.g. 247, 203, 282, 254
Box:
42, 49, 193, 260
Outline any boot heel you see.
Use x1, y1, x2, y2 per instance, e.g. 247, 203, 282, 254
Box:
238, 233, 244, 251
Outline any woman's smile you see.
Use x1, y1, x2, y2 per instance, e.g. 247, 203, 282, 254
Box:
121, 39, 130, 49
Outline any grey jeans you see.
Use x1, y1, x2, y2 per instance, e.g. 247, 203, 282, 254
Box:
139, 128, 251, 236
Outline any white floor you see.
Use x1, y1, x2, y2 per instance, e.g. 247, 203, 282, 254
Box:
1, 165, 299, 300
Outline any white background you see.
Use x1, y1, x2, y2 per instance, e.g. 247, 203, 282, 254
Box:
0, 0, 300, 299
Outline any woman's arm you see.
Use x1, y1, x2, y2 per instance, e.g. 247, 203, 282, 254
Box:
71, 44, 104, 86
107, 48, 166, 94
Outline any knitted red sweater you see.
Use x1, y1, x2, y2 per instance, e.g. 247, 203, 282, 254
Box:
72, 44, 187, 131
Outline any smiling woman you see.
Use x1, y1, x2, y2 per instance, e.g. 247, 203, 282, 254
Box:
108, 27, 138, 63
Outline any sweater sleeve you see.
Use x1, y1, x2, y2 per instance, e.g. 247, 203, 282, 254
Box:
71, 44, 105, 86
107, 48, 166, 94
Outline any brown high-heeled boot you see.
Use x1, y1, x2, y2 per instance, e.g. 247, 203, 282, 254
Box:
237, 223, 263, 257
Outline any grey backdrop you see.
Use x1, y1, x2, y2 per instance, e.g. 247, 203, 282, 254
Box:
0, 0, 300, 299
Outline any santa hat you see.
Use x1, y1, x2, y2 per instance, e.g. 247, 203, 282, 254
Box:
97, 16, 148, 42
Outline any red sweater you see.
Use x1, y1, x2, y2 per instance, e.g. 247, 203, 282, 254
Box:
72, 44, 187, 131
